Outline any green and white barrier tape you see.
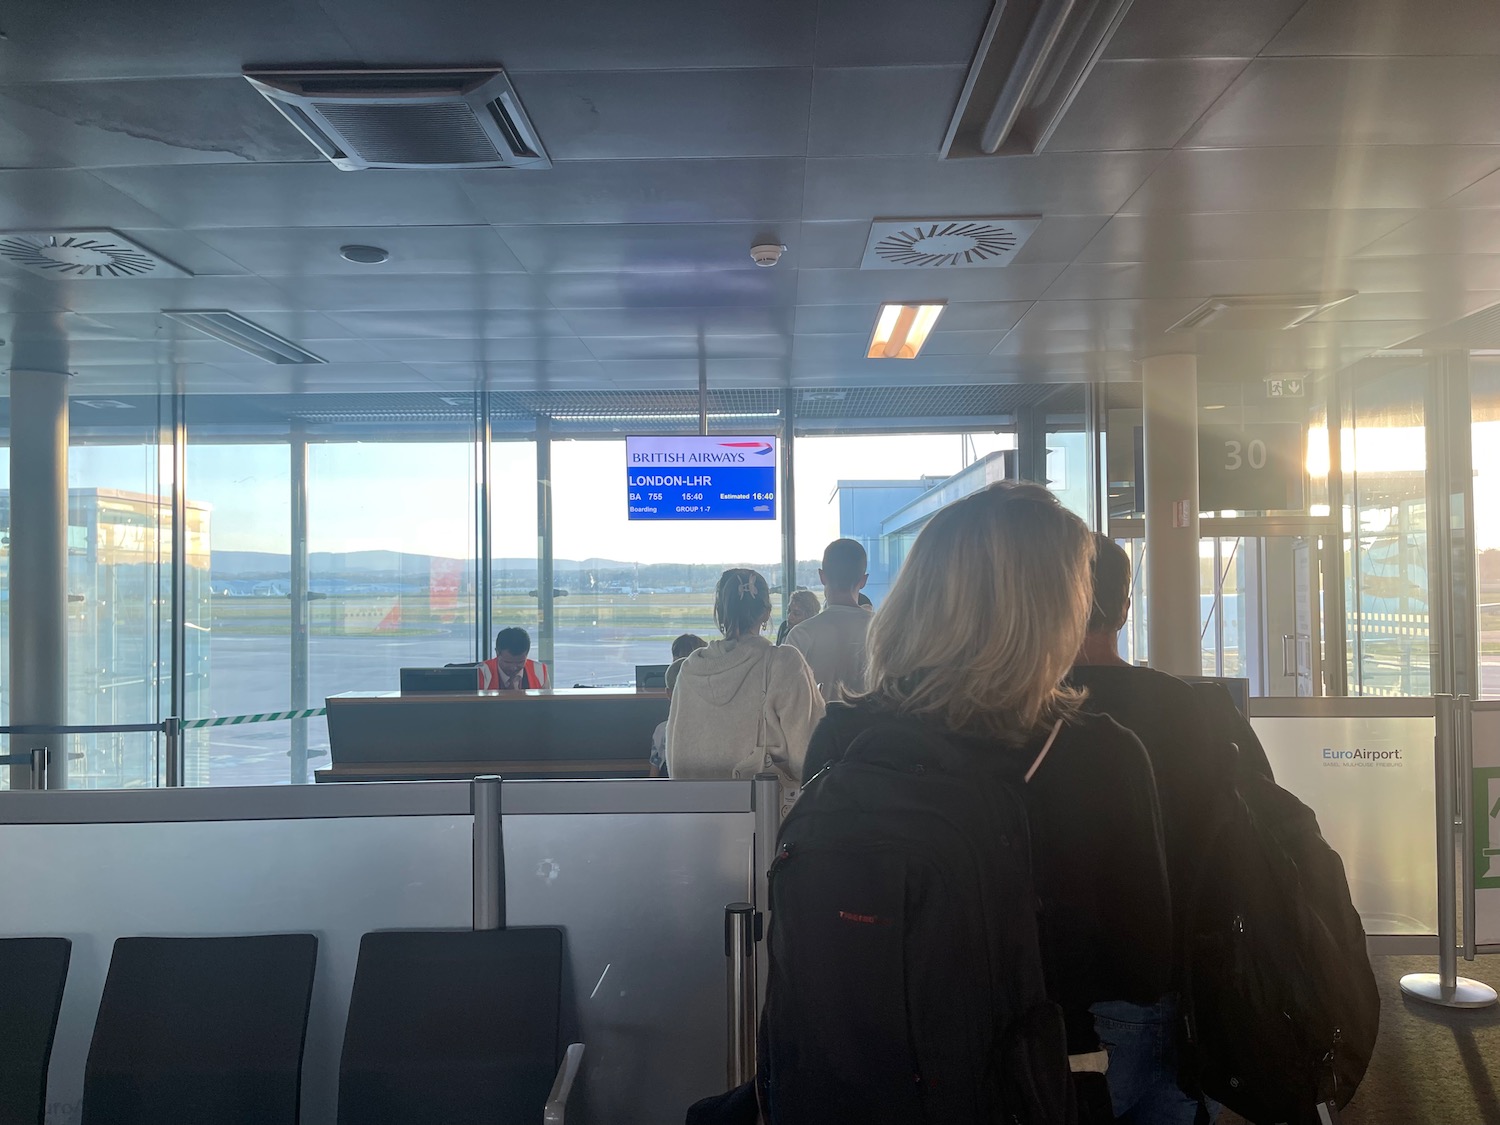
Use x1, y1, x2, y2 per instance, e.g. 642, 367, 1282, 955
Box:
183, 708, 327, 730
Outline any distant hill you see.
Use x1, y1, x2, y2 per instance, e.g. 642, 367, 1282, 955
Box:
210, 549, 638, 580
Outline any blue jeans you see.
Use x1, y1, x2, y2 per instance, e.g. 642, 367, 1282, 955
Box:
1092, 997, 1219, 1125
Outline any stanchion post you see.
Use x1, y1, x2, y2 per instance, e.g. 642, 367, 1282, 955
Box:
29, 747, 49, 791
472, 775, 504, 931
1460, 695, 1478, 960
163, 716, 183, 788
1401, 694, 1497, 1008
724, 902, 757, 1088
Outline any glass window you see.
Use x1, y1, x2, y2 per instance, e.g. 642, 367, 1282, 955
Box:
550, 437, 782, 687
1343, 367, 1430, 697
792, 432, 1017, 609
490, 437, 538, 662
184, 438, 295, 785
308, 439, 478, 704
65, 421, 171, 788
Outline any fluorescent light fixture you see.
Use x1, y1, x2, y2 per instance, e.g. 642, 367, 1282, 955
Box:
161, 309, 325, 365
867, 302, 946, 359
1310, 503, 1332, 518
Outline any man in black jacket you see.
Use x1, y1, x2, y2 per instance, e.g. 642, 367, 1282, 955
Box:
1068, 535, 1272, 1124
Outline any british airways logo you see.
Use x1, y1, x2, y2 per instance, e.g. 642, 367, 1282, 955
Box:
630, 440, 774, 465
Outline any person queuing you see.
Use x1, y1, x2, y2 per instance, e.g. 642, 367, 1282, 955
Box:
786, 538, 872, 700
649, 633, 709, 778
799, 482, 1171, 1123
478, 626, 549, 690
775, 589, 821, 645
665, 569, 823, 808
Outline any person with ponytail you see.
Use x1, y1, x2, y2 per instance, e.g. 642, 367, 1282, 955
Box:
665, 568, 824, 801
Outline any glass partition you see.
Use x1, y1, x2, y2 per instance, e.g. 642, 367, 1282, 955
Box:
489, 436, 539, 661
1474, 360, 1500, 700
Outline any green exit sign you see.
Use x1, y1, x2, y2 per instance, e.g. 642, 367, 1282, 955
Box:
1266, 376, 1305, 398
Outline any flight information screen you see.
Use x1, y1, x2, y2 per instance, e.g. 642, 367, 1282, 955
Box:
625, 436, 778, 521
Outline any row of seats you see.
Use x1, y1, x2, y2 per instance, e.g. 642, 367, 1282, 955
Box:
1, 929, 584, 1125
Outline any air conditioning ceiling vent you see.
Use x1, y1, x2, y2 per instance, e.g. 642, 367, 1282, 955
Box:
861, 218, 1040, 270
0, 230, 188, 279
244, 68, 550, 171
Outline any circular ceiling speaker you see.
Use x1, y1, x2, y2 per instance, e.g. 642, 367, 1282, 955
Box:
340, 244, 390, 264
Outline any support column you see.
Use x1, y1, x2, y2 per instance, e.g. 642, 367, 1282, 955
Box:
780, 389, 796, 612
289, 430, 309, 784
1142, 354, 1201, 676
535, 416, 555, 672
9, 327, 70, 789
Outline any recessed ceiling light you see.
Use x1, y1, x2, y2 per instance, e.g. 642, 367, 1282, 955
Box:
867, 302, 946, 359
340, 244, 389, 264
1203, 404, 1227, 411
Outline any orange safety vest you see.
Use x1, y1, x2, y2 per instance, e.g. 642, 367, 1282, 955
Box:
478, 657, 548, 690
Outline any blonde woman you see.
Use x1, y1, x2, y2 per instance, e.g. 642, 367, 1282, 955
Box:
666, 569, 824, 795
798, 481, 1170, 1124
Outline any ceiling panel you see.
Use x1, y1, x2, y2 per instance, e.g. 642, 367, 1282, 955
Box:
1119, 147, 1500, 213
1045, 257, 1347, 301
270, 274, 551, 312
543, 268, 800, 310
321, 309, 577, 339
1443, 168, 1500, 209
814, 0, 993, 66
369, 337, 598, 363
802, 153, 1169, 221
494, 223, 791, 274
94, 164, 488, 229
1078, 209, 1418, 263
793, 218, 1113, 269
12, 274, 295, 315
1354, 211, 1500, 257
557, 306, 796, 338
1105, 0, 1308, 59
0, 78, 314, 168
0, 0, 353, 81
793, 330, 1008, 361
1185, 59, 1500, 148
1044, 60, 1250, 152
317, 0, 816, 71
1266, 0, 1500, 56
512, 69, 812, 160
578, 335, 792, 362
190, 226, 525, 276
796, 264, 1068, 305
1337, 255, 1500, 295
77, 310, 369, 342
808, 66, 967, 157
1301, 290, 1500, 324
0, 170, 170, 230
461, 158, 805, 226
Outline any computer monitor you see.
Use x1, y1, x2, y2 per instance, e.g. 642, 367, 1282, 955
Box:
400, 666, 479, 694
635, 664, 670, 692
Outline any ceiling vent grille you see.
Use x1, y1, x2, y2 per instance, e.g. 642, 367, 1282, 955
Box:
244, 68, 550, 171
1166, 292, 1358, 333
860, 218, 1040, 270
0, 230, 188, 279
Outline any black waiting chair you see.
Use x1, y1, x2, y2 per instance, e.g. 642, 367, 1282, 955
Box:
0, 937, 72, 1125
81, 934, 318, 1125
338, 928, 584, 1125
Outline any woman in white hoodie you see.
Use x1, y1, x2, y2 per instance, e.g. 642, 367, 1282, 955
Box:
666, 568, 825, 792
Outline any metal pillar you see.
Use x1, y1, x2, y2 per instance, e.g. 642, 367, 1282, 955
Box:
1015, 404, 1046, 484
535, 416, 555, 671
1322, 379, 1349, 697
1084, 382, 1105, 532
1142, 354, 1201, 676
8, 336, 70, 790
724, 902, 757, 1087
166, 393, 186, 786
472, 775, 504, 931
476, 392, 493, 660
780, 389, 796, 609
289, 431, 309, 784
1427, 352, 1478, 700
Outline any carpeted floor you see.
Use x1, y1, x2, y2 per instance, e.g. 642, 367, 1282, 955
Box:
1220, 955, 1500, 1125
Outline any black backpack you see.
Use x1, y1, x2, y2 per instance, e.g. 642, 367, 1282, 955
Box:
758, 718, 1074, 1125
1177, 763, 1381, 1125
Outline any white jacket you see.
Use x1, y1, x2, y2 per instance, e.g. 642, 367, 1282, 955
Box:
665, 635, 824, 783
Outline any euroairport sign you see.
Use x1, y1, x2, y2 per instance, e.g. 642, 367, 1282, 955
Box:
625, 436, 778, 521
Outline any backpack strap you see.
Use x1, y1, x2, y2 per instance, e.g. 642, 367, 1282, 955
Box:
1023, 720, 1064, 784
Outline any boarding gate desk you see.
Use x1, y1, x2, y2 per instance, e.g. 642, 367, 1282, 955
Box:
317, 688, 668, 782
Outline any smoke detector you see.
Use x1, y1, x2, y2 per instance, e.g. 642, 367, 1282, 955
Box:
0, 231, 189, 279
860, 218, 1040, 270
244, 67, 550, 171
750, 243, 785, 267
